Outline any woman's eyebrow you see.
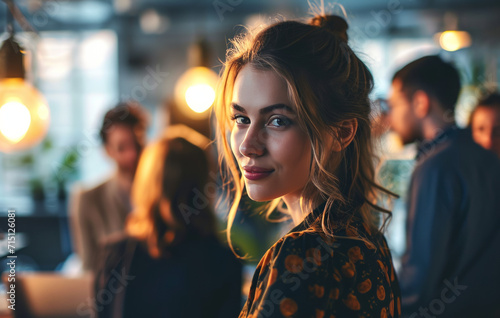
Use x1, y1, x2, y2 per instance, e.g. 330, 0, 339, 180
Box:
230, 103, 246, 113
230, 103, 295, 114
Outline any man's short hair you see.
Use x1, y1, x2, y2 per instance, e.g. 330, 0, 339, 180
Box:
477, 92, 500, 108
99, 101, 148, 144
392, 55, 461, 113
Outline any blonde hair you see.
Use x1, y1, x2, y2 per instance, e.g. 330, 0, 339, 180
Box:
127, 126, 216, 258
214, 15, 396, 256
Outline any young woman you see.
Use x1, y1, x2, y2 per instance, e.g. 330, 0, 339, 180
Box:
469, 92, 500, 158
215, 14, 401, 317
94, 129, 242, 318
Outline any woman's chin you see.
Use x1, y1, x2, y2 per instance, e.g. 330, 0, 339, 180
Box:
246, 186, 278, 202
247, 192, 273, 202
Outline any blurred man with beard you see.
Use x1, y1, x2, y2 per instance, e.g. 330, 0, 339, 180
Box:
387, 56, 500, 317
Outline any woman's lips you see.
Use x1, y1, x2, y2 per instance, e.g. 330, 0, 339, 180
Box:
243, 166, 274, 181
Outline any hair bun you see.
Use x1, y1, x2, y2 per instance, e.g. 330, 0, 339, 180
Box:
310, 15, 348, 43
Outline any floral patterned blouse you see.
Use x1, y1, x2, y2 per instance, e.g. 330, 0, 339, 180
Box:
239, 202, 401, 318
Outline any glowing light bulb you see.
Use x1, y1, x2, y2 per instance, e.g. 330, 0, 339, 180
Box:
185, 84, 216, 113
438, 31, 471, 52
0, 101, 31, 142
0, 78, 50, 152
174, 66, 219, 120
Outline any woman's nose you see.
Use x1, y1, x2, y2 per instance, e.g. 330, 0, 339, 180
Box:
239, 126, 265, 157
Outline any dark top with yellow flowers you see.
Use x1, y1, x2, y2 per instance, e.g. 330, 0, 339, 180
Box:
239, 202, 401, 318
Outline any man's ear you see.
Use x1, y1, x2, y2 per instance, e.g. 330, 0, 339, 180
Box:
412, 90, 431, 119
331, 118, 358, 152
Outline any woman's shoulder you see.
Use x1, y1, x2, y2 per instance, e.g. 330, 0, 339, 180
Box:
255, 223, 398, 293
266, 222, 385, 261
246, 227, 401, 317
98, 234, 138, 267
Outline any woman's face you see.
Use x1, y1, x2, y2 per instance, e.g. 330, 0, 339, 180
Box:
230, 65, 312, 203
471, 106, 500, 158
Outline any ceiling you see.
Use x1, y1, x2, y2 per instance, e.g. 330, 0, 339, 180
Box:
1, 0, 500, 32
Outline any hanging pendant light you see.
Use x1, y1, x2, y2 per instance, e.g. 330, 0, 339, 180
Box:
174, 38, 218, 120
434, 12, 472, 52
0, 1, 50, 153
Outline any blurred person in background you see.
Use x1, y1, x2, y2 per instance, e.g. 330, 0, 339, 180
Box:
469, 92, 500, 158
215, 14, 401, 317
94, 132, 242, 318
69, 101, 148, 273
387, 55, 500, 317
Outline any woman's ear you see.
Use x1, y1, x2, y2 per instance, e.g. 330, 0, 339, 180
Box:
331, 119, 358, 152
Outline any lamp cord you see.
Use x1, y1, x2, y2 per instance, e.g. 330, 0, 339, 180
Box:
2, 0, 37, 35
5, 0, 13, 35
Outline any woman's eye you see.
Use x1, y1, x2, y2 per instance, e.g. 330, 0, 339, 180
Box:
268, 117, 291, 127
231, 115, 250, 125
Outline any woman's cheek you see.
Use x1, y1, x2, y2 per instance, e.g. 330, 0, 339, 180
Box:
272, 130, 310, 167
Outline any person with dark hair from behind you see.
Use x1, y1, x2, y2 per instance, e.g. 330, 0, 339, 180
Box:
69, 101, 148, 273
94, 130, 243, 318
469, 92, 500, 158
387, 55, 500, 317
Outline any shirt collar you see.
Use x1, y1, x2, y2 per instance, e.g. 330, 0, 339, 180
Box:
286, 200, 328, 234
416, 124, 459, 161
